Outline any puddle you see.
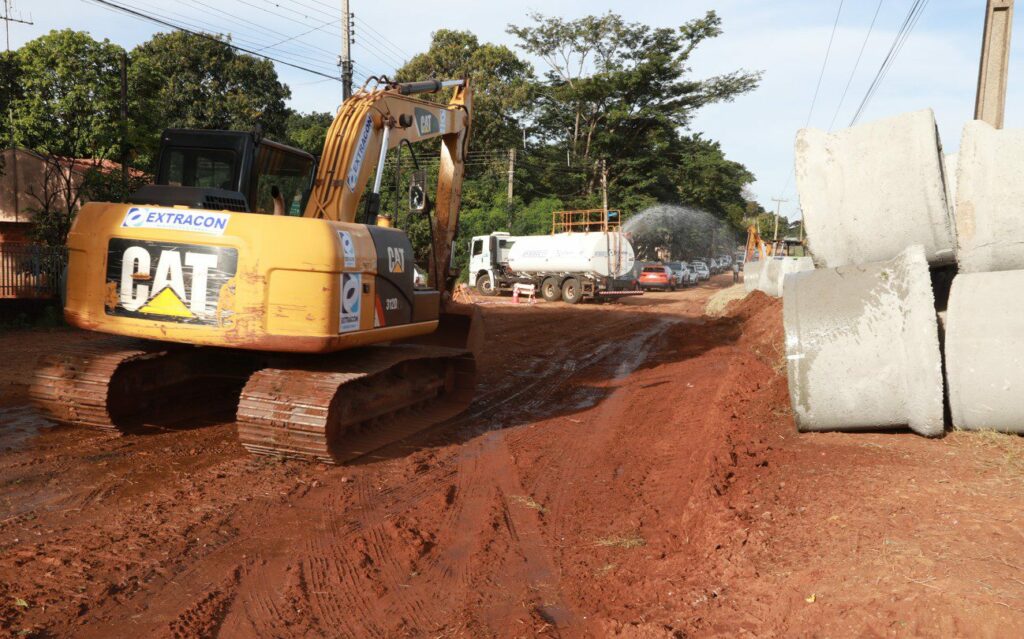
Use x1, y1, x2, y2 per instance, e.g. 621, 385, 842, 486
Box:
0, 406, 57, 451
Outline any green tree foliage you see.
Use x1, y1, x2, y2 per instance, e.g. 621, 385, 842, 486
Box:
0, 50, 23, 150
674, 134, 755, 229
396, 29, 533, 151
7, 30, 124, 158
129, 31, 291, 162
2, 13, 764, 265
284, 111, 334, 156
507, 11, 761, 220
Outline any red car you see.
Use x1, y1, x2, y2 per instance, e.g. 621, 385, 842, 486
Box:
639, 265, 676, 291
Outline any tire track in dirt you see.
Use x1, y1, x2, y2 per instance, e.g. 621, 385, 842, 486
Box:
272, 310, 654, 636
242, 308, 664, 636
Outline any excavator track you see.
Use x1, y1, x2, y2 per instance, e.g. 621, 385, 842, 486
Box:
236, 344, 475, 464
30, 337, 258, 432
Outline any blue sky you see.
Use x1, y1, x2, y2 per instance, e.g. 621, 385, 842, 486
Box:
5, 1, 1019, 220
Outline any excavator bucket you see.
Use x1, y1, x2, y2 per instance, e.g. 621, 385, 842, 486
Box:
410, 299, 484, 357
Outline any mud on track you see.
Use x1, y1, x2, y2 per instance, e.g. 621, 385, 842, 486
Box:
3, 275, 1024, 638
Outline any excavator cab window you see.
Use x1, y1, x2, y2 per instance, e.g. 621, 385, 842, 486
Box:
160, 147, 238, 190
250, 141, 315, 216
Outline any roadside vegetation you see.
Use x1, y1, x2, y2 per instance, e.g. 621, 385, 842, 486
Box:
0, 11, 793, 269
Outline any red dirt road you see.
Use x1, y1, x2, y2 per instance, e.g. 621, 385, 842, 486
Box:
2, 275, 1024, 638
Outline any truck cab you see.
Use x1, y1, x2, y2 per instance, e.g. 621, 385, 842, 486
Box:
468, 232, 517, 295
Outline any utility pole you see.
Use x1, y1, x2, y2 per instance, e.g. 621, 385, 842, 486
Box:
339, 0, 353, 100
506, 148, 515, 203
771, 197, 788, 242
975, 0, 1014, 128
2, 0, 32, 51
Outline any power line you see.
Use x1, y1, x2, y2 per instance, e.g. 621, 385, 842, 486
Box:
828, 0, 885, 131
123, 0, 339, 71
352, 15, 411, 62
85, 0, 341, 80
804, 0, 845, 129
849, 0, 930, 126
181, 0, 339, 59
774, 0, 845, 212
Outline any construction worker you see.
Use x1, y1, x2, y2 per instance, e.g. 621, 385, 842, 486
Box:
732, 260, 740, 283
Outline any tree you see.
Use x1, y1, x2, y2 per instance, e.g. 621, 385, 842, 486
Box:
129, 31, 292, 163
0, 50, 23, 150
508, 11, 761, 211
26, 156, 88, 247
7, 30, 124, 159
674, 133, 755, 229
284, 111, 334, 156
396, 29, 534, 152
4, 31, 129, 245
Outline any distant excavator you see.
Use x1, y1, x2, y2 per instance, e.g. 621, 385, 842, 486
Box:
31, 78, 481, 464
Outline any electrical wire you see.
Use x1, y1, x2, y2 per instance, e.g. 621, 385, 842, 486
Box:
848, 0, 930, 126
122, 0, 339, 72
85, 0, 342, 80
828, 0, 885, 130
804, 0, 845, 129
352, 15, 411, 62
181, 0, 339, 59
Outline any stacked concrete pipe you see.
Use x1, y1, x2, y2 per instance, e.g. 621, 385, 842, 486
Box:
941, 122, 1024, 433
795, 108, 956, 269
743, 257, 814, 298
743, 260, 764, 295
783, 245, 945, 436
945, 271, 1024, 432
954, 120, 1024, 273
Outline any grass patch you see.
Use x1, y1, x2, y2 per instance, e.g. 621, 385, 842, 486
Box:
510, 495, 546, 513
953, 429, 1024, 476
594, 532, 646, 549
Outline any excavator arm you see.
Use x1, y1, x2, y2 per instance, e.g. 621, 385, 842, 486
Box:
305, 79, 472, 296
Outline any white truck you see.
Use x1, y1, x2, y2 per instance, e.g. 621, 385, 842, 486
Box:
468, 231, 641, 303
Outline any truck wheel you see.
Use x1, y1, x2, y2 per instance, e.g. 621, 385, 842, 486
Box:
477, 273, 498, 296
561, 277, 582, 304
541, 277, 562, 302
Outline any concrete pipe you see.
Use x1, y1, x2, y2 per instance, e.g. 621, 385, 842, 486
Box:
945, 271, 1024, 432
783, 245, 944, 436
743, 260, 764, 294
794, 109, 956, 268
955, 121, 1024, 273
761, 257, 815, 298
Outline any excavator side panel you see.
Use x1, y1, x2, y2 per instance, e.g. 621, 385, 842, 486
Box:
65, 201, 439, 353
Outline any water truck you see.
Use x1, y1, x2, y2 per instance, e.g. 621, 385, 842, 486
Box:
467, 231, 640, 303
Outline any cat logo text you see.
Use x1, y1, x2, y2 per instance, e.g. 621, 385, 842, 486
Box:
387, 247, 405, 274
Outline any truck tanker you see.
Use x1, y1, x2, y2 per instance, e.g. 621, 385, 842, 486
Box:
467, 231, 641, 303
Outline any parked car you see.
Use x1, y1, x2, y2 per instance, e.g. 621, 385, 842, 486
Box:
608, 261, 644, 292
691, 260, 711, 281
667, 261, 698, 287
639, 265, 676, 291
710, 258, 723, 274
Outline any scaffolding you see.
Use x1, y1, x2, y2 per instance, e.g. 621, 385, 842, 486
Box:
550, 208, 621, 234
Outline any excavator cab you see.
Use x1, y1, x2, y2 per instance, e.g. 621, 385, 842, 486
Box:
132, 129, 316, 216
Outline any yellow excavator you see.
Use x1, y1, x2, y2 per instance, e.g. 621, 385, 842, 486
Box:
30, 78, 481, 464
